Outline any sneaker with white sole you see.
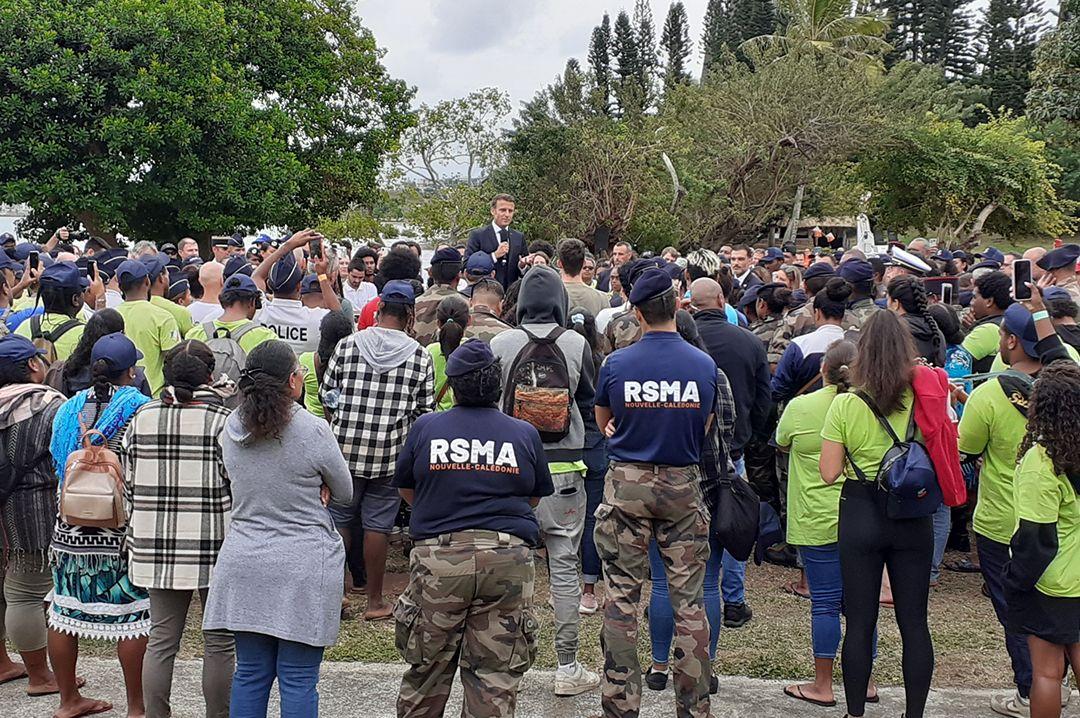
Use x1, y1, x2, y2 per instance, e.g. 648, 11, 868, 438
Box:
990, 691, 1029, 718
579, 593, 599, 615
554, 662, 601, 697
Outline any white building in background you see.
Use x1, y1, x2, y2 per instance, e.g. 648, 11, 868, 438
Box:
0, 204, 29, 237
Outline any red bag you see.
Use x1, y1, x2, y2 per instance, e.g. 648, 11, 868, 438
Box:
911, 365, 966, 507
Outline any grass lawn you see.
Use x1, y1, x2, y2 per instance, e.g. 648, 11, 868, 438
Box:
87, 539, 1010, 690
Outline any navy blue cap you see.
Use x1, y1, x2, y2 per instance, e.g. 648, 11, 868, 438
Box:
0, 251, 21, 273
976, 247, 1005, 264
228, 233, 245, 248
465, 252, 495, 276
1003, 303, 1040, 357
166, 270, 189, 300
0, 335, 44, 365
40, 261, 90, 291
300, 274, 322, 295
211, 236, 230, 248
91, 332, 143, 373
222, 274, 260, 297
0, 233, 14, 246
737, 283, 764, 309
445, 339, 496, 378
432, 247, 462, 265
838, 258, 874, 284
763, 247, 784, 262
952, 250, 970, 261
1037, 243, 1080, 271
115, 259, 149, 283
182, 256, 203, 269
971, 260, 1002, 271
254, 234, 272, 245
223, 255, 252, 279
97, 248, 128, 271
628, 268, 675, 305
662, 261, 684, 281
380, 279, 415, 305
269, 254, 302, 293
803, 263, 836, 281
11, 243, 39, 262
934, 249, 954, 261
1043, 287, 1072, 303
138, 253, 169, 281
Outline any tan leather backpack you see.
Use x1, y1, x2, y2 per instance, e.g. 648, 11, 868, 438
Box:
59, 428, 126, 529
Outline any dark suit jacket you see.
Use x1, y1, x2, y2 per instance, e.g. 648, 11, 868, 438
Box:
465, 224, 525, 289
596, 268, 613, 293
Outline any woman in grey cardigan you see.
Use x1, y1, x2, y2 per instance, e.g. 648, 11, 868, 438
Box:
203, 340, 351, 718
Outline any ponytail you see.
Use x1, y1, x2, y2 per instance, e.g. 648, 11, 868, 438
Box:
888, 275, 943, 361
823, 340, 857, 394
436, 295, 470, 358
91, 359, 120, 403
162, 341, 216, 404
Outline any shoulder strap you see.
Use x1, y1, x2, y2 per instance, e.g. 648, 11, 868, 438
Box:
435, 380, 451, 405
29, 315, 42, 339
46, 319, 81, 343
521, 326, 565, 346
851, 390, 903, 447
228, 321, 257, 342
795, 372, 822, 397
204, 321, 229, 340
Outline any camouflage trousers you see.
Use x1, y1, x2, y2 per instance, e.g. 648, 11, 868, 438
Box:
594, 462, 712, 718
394, 530, 539, 718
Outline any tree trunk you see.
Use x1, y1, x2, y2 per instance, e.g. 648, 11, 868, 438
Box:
965, 202, 999, 246
76, 211, 117, 247
783, 184, 805, 246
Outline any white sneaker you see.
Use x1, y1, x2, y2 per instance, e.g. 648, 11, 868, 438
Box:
990, 691, 1029, 718
1062, 676, 1073, 707
554, 662, 601, 697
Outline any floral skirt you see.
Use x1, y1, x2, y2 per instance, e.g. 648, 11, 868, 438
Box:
47, 522, 150, 641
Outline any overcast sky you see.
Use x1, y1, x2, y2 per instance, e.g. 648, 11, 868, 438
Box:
355, 0, 714, 108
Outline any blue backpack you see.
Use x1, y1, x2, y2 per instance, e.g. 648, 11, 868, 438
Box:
846, 391, 943, 520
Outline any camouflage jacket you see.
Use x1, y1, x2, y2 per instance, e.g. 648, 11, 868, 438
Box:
847, 298, 882, 331
769, 303, 860, 361
465, 306, 512, 344
412, 284, 463, 347
1057, 277, 1080, 305
749, 315, 785, 364
603, 308, 641, 354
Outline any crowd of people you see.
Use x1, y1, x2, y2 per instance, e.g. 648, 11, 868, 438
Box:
0, 193, 1078, 718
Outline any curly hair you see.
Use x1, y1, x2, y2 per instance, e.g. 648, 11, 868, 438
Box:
447, 360, 503, 407
238, 341, 297, 443
887, 275, 942, 360
162, 340, 215, 403
1019, 362, 1080, 483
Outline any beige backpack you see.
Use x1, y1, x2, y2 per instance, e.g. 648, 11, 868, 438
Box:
59, 428, 126, 528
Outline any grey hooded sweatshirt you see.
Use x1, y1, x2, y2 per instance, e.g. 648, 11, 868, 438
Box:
490, 265, 595, 464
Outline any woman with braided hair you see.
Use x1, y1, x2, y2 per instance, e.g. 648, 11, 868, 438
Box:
887, 275, 946, 367
125, 340, 235, 717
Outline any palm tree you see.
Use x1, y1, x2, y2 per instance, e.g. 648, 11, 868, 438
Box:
741, 0, 891, 63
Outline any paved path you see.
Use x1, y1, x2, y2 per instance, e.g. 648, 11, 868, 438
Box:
5, 658, 1075, 717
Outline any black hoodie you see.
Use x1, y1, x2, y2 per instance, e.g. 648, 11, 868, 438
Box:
903, 313, 946, 367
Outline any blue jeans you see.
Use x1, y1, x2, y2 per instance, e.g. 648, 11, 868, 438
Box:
930, 503, 951, 583
648, 535, 722, 663
801, 544, 878, 660
721, 455, 748, 605
977, 534, 1032, 698
231, 632, 324, 718
581, 440, 607, 584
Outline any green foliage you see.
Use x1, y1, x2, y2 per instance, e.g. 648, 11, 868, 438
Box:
661, 2, 693, 95
401, 182, 492, 242
0, 0, 413, 242
979, 0, 1045, 116
588, 14, 614, 116
857, 116, 1074, 243
701, 0, 733, 76
318, 208, 383, 243
741, 0, 891, 63
1026, 0, 1080, 124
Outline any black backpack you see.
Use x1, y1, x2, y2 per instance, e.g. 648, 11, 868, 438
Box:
502, 327, 573, 442
29, 316, 81, 365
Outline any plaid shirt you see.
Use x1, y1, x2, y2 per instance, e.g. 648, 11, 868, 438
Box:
321, 335, 435, 479
122, 390, 232, 591
699, 368, 737, 511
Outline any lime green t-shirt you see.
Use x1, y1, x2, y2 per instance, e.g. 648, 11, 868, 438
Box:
958, 378, 1029, 544
14, 312, 84, 361
777, 385, 846, 546
549, 460, 588, 477
116, 300, 181, 396
151, 295, 194, 337
962, 321, 1001, 363
299, 351, 324, 419
821, 388, 914, 479
1014, 444, 1080, 598
11, 294, 35, 312
186, 319, 277, 355
425, 343, 455, 412
991, 343, 1080, 372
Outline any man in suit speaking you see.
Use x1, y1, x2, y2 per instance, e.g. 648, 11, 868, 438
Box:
465, 193, 526, 289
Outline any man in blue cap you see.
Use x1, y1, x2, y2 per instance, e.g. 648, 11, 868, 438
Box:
12, 261, 91, 363
252, 229, 341, 355
593, 267, 718, 717
976, 246, 1006, 266
185, 274, 276, 364
392, 338, 554, 717
838, 258, 882, 329
114, 259, 181, 395
761, 247, 784, 274
957, 291, 1076, 717
460, 251, 495, 299
413, 247, 463, 346
322, 279, 435, 622
222, 254, 251, 281
1037, 243, 1080, 304
142, 253, 194, 336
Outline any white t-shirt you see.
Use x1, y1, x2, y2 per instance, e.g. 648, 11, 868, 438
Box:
188, 300, 224, 325
256, 298, 329, 355
342, 282, 376, 316
596, 302, 630, 334
105, 289, 123, 309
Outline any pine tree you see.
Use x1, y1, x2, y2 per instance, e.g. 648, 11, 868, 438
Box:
633, 0, 659, 108
661, 2, 693, 94
588, 14, 614, 115
613, 10, 644, 116
877, 0, 930, 65
1027, 0, 1080, 123
551, 59, 590, 122
701, 0, 733, 76
979, 0, 1047, 114
730, 0, 776, 44
922, 0, 978, 79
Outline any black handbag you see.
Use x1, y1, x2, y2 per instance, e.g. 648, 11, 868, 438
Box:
713, 471, 760, 562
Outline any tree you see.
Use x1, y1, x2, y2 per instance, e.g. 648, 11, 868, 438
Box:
731, 0, 778, 47
857, 116, 1074, 244
876, 0, 928, 65
0, 0, 413, 244
701, 0, 734, 76
588, 14, 614, 115
661, 2, 694, 95
741, 0, 891, 63
612, 11, 645, 116
401, 182, 493, 241
922, 0, 979, 79
1027, 0, 1080, 124
978, 0, 1046, 115
634, 0, 660, 108
392, 88, 510, 187
550, 60, 592, 123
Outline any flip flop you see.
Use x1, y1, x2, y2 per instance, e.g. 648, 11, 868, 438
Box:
0, 670, 28, 686
52, 699, 112, 718
363, 609, 394, 622
784, 685, 837, 707
781, 581, 811, 600
866, 692, 880, 703
29, 675, 87, 697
